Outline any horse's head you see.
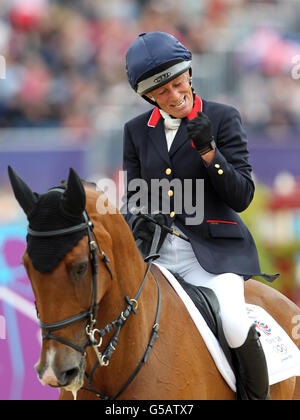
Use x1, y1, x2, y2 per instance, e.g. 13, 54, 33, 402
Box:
8, 167, 114, 397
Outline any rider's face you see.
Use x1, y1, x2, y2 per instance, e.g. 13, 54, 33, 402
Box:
145, 71, 193, 118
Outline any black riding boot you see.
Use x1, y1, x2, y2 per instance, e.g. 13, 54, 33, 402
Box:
232, 324, 270, 400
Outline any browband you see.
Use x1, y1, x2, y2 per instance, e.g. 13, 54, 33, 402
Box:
27, 221, 91, 238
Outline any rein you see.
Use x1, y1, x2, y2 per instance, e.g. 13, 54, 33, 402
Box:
29, 191, 161, 400
84, 225, 162, 400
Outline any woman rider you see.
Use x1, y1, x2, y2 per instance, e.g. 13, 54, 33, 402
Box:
122, 31, 275, 400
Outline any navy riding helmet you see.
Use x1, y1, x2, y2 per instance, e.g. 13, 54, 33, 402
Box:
126, 32, 192, 100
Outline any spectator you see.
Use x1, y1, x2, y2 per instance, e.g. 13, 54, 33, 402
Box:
0, 0, 298, 138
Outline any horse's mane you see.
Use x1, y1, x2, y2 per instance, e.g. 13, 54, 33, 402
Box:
83, 183, 147, 290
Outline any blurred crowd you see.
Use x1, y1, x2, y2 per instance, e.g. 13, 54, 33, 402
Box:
0, 0, 299, 139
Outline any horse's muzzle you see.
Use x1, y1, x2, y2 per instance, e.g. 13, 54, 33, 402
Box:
35, 349, 86, 390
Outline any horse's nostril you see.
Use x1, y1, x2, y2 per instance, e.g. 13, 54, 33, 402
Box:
59, 367, 79, 386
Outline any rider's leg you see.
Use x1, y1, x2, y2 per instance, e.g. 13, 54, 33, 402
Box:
185, 271, 270, 400
158, 232, 270, 399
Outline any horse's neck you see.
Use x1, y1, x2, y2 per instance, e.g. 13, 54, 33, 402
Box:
85, 191, 158, 389
87, 191, 155, 317
86, 189, 148, 299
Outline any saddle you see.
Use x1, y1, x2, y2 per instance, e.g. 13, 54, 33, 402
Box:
169, 272, 235, 372
135, 222, 235, 372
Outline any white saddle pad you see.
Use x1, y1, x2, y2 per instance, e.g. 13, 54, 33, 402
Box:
154, 263, 300, 392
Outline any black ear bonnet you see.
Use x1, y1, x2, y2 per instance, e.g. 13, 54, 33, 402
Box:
8, 167, 87, 273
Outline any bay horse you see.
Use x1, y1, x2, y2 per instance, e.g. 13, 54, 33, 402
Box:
8, 166, 300, 400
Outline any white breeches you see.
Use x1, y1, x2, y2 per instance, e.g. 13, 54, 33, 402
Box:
158, 226, 253, 348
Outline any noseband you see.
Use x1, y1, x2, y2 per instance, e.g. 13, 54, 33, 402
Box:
28, 188, 162, 400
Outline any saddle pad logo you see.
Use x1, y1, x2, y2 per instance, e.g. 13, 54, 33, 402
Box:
254, 320, 272, 336
273, 343, 288, 355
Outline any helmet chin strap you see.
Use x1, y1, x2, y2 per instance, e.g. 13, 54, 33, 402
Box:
142, 95, 158, 107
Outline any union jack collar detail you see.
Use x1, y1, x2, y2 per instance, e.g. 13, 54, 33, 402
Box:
147, 95, 203, 127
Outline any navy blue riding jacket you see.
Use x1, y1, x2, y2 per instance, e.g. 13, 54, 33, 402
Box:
122, 95, 272, 280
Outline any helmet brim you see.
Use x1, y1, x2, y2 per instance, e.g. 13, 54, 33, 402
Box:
136, 60, 192, 96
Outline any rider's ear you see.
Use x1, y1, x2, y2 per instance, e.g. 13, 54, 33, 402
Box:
8, 165, 39, 217
62, 168, 86, 217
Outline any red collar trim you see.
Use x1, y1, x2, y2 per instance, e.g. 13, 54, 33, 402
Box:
187, 95, 203, 120
147, 107, 161, 127
147, 96, 203, 127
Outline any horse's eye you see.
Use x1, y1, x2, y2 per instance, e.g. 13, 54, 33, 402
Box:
74, 262, 88, 277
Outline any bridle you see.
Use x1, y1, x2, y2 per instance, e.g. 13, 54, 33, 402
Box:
28, 189, 161, 400
29, 209, 110, 356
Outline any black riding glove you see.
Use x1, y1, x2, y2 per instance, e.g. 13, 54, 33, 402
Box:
132, 213, 169, 243
186, 111, 215, 155
132, 213, 172, 259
